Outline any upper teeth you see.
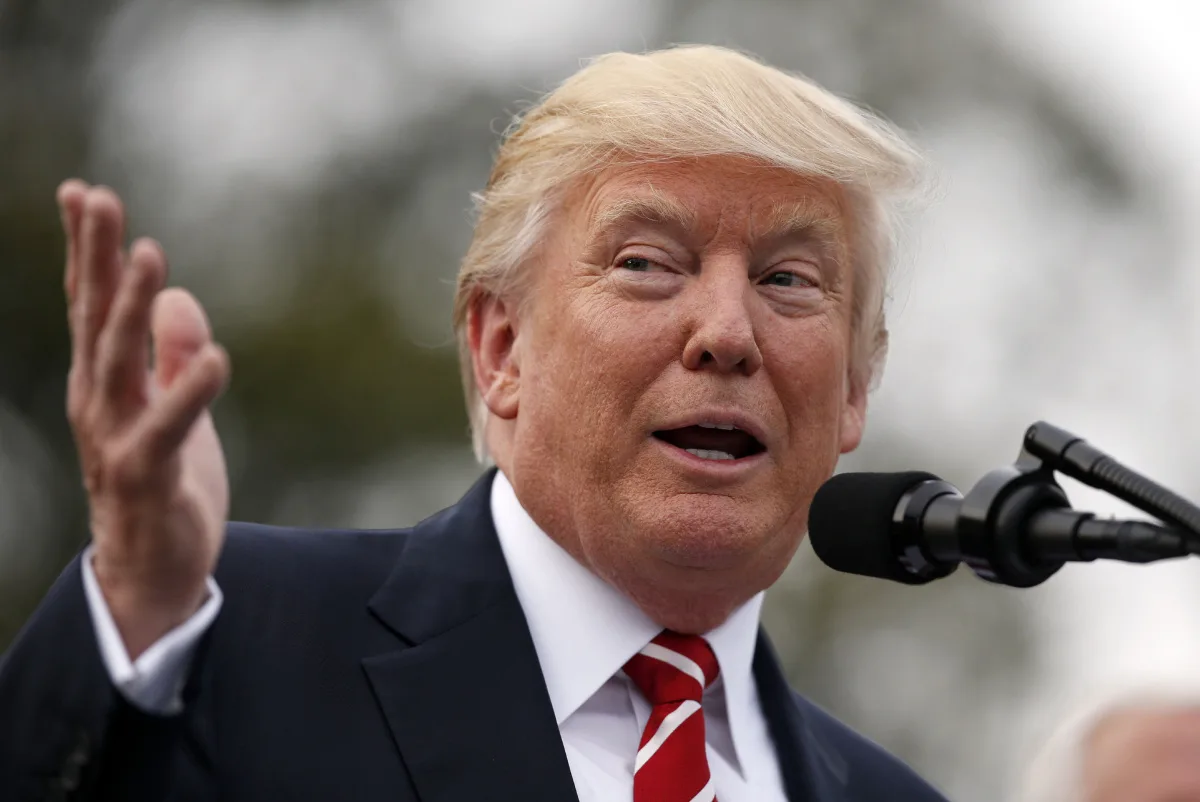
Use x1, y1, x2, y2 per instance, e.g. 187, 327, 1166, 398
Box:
698, 423, 737, 430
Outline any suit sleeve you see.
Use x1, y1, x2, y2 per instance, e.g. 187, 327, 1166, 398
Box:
0, 553, 219, 802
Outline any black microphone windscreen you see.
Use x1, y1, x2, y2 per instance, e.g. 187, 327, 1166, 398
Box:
808, 471, 942, 585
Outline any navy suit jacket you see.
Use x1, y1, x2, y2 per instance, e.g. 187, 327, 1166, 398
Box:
0, 470, 948, 802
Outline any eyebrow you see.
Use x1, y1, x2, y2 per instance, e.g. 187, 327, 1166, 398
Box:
589, 191, 698, 236
755, 200, 844, 251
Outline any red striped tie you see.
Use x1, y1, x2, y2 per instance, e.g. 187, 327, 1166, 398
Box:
623, 631, 720, 802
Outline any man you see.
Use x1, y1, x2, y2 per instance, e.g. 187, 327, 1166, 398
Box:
0, 45, 946, 801
1019, 685, 1200, 802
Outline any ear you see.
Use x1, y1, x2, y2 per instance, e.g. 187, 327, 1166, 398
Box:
838, 373, 868, 455
467, 293, 521, 421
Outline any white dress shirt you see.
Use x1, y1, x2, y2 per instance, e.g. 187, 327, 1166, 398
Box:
82, 471, 788, 801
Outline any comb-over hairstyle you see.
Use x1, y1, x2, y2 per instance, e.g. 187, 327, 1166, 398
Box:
454, 45, 927, 460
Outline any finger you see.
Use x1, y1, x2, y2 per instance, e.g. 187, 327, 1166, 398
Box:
57, 179, 89, 305
75, 187, 127, 386
133, 343, 229, 465
60, 181, 92, 429
94, 239, 166, 414
150, 287, 214, 389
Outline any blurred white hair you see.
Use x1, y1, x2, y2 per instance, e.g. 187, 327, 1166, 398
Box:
1017, 681, 1200, 802
452, 44, 929, 461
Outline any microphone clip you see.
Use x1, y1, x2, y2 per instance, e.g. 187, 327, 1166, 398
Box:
896, 463, 1070, 588
954, 464, 1068, 588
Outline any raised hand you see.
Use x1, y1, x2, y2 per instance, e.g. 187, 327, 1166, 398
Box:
59, 181, 231, 660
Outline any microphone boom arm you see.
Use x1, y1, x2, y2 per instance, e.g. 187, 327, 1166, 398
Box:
1022, 421, 1200, 541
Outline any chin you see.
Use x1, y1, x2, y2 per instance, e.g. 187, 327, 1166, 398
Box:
628, 491, 777, 570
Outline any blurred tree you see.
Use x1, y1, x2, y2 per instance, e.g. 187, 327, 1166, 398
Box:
0, 0, 120, 645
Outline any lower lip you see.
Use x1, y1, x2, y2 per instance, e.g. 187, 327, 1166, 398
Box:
651, 437, 767, 479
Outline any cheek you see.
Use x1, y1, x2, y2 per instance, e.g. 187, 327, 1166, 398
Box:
766, 322, 851, 449
522, 292, 672, 448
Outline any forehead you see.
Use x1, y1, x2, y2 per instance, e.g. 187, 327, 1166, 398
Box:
574, 157, 849, 241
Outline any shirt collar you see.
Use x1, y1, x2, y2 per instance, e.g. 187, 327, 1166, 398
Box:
490, 469, 764, 774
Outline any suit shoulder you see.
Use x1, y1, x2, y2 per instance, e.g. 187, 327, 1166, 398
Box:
216, 522, 412, 599
794, 692, 949, 801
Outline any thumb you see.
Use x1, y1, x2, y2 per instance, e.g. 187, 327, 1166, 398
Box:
151, 288, 214, 389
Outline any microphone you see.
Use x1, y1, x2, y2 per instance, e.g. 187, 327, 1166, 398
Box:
808, 469, 1194, 588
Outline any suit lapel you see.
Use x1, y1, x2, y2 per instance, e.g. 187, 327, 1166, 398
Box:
362, 469, 579, 802
754, 631, 848, 802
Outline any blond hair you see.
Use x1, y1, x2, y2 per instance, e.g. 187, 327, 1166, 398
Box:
454, 45, 926, 460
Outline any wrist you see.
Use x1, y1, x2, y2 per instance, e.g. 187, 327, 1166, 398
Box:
91, 553, 210, 660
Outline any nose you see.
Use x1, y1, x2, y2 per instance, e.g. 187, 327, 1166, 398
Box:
681, 264, 763, 376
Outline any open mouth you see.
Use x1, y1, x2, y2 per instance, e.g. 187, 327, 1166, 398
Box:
652, 423, 766, 461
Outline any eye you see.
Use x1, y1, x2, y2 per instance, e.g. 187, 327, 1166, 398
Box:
620, 256, 654, 272
760, 270, 815, 288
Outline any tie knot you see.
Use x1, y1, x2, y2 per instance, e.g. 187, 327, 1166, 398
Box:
623, 631, 719, 706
